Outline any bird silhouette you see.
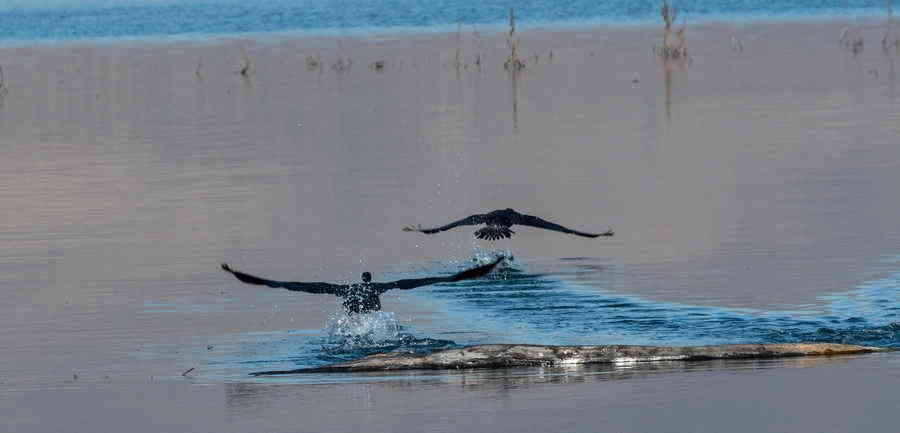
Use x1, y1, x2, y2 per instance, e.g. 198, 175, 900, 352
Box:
221, 257, 504, 315
403, 208, 613, 241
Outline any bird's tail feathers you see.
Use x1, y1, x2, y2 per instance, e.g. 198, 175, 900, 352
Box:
474, 226, 514, 240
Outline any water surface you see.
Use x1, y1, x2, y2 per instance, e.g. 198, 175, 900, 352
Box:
2, 17, 900, 432
0, 0, 891, 42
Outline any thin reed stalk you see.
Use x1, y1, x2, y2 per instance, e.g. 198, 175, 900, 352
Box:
653, 1, 689, 61
504, 8, 526, 71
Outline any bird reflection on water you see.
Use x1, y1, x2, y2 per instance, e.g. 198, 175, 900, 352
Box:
224, 353, 866, 414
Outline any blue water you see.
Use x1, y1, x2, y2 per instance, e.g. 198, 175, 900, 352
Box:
0, 0, 888, 43
194, 255, 899, 378
424, 263, 900, 347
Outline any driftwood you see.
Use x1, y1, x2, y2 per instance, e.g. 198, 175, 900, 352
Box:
251, 343, 889, 376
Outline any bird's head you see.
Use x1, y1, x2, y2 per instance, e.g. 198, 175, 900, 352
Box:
361, 272, 372, 282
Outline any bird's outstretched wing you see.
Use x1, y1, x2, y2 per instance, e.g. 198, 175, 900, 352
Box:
403, 214, 485, 234
513, 213, 613, 238
447, 256, 505, 281
221, 263, 342, 294
378, 256, 504, 293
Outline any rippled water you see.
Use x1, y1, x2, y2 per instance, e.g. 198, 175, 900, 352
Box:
181, 253, 899, 380
428, 260, 900, 346
0, 0, 891, 42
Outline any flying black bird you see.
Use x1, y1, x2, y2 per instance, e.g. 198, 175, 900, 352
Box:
403, 208, 614, 241
221, 257, 504, 315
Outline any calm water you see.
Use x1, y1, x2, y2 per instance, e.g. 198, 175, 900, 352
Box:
2, 12, 900, 433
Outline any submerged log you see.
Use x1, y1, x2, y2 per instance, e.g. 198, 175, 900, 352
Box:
251, 343, 890, 375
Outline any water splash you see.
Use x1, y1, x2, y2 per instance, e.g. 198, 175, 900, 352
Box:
324, 311, 404, 348
322, 311, 457, 354
193, 314, 456, 379
470, 246, 514, 266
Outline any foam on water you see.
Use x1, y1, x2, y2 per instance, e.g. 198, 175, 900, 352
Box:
324, 311, 406, 348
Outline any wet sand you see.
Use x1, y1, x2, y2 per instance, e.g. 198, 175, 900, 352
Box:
2, 17, 900, 432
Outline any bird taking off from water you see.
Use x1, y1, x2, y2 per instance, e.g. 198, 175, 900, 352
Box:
403, 208, 614, 241
221, 257, 504, 315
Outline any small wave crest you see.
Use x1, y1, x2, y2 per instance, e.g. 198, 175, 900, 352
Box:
419, 259, 900, 348
763, 322, 900, 347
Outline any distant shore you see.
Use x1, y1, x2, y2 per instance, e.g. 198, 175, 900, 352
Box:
0, 7, 894, 49
0, 0, 893, 46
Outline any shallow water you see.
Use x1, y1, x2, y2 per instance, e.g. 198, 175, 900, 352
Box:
2, 17, 900, 432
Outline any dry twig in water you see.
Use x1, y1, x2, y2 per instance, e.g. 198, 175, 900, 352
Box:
884, 0, 900, 49
454, 22, 464, 71
195, 57, 203, 80
653, 1, 690, 61
504, 8, 526, 71
0, 66, 9, 101
730, 34, 744, 53
369, 60, 386, 72
472, 25, 485, 70
839, 26, 865, 54
306, 54, 322, 72
238, 45, 254, 77
331, 58, 352, 73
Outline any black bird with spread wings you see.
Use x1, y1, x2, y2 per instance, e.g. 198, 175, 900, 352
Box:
221, 257, 504, 315
403, 208, 614, 241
